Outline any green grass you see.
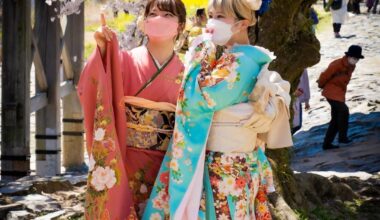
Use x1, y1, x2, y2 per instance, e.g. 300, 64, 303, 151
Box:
295, 202, 360, 220
295, 209, 309, 220
85, 13, 134, 33
85, 43, 96, 60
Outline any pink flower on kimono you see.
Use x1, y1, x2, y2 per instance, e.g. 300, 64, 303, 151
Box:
172, 147, 183, 159
159, 190, 169, 203
152, 190, 169, 211
152, 199, 163, 210
102, 139, 115, 151
94, 128, 106, 141
140, 184, 148, 194
219, 213, 230, 220
90, 166, 116, 191
231, 187, 243, 197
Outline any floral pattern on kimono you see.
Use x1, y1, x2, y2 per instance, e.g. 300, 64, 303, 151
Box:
198, 148, 272, 220
85, 89, 124, 219
78, 36, 136, 220
142, 36, 272, 220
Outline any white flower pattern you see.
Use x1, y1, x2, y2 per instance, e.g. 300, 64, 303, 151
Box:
91, 166, 117, 191
94, 128, 106, 141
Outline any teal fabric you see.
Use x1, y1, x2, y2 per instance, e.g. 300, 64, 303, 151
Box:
142, 40, 271, 219
203, 163, 217, 220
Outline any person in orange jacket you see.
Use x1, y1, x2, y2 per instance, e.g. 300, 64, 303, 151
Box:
317, 45, 364, 150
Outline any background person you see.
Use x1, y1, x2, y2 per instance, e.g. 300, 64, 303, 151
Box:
317, 45, 364, 150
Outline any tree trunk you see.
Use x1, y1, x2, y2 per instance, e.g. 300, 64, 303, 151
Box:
250, 0, 321, 217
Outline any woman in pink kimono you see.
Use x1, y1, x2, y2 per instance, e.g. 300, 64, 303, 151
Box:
77, 0, 187, 219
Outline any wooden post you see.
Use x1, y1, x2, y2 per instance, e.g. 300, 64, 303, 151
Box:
1, 1, 32, 181
62, 3, 86, 172
34, 1, 61, 176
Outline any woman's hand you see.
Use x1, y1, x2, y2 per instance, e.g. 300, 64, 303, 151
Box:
294, 88, 304, 97
94, 14, 113, 57
305, 102, 310, 111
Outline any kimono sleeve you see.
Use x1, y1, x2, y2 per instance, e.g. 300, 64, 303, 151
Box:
256, 74, 293, 148
242, 64, 293, 148
77, 46, 106, 153
77, 34, 127, 155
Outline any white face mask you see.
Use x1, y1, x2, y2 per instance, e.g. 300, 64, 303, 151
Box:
206, 19, 234, 46
348, 57, 359, 65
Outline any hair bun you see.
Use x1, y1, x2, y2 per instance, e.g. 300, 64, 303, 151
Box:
245, 0, 262, 10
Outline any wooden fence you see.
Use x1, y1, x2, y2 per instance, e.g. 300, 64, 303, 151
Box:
1, 1, 85, 181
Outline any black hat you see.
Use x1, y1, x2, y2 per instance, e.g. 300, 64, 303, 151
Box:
345, 45, 364, 59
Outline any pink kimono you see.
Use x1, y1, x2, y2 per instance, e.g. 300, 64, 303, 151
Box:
78, 34, 184, 219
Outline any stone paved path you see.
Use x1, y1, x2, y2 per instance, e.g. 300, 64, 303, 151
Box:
291, 9, 380, 174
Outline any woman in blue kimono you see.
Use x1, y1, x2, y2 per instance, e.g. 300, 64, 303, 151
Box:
143, 0, 293, 219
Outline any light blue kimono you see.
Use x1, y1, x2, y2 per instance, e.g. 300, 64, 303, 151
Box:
142, 39, 271, 219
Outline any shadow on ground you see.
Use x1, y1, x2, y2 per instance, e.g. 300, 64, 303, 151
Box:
291, 112, 380, 173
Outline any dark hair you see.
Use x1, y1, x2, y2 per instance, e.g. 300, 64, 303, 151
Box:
196, 8, 205, 17
144, 0, 187, 25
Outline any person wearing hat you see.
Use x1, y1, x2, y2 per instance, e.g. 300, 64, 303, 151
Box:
317, 45, 364, 150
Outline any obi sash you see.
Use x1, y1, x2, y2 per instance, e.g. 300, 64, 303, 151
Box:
124, 96, 176, 151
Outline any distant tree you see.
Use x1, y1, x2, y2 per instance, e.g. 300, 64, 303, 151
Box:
46, 0, 147, 50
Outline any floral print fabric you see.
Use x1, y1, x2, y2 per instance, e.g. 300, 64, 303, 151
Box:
200, 149, 272, 220
85, 90, 127, 219
125, 103, 175, 151
78, 38, 136, 219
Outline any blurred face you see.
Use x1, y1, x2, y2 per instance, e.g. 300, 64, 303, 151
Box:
206, 7, 249, 46
347, 56, 359, 65
196, 14, 207, 25
143, 3, 180, 42
207, 7, 236, 26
